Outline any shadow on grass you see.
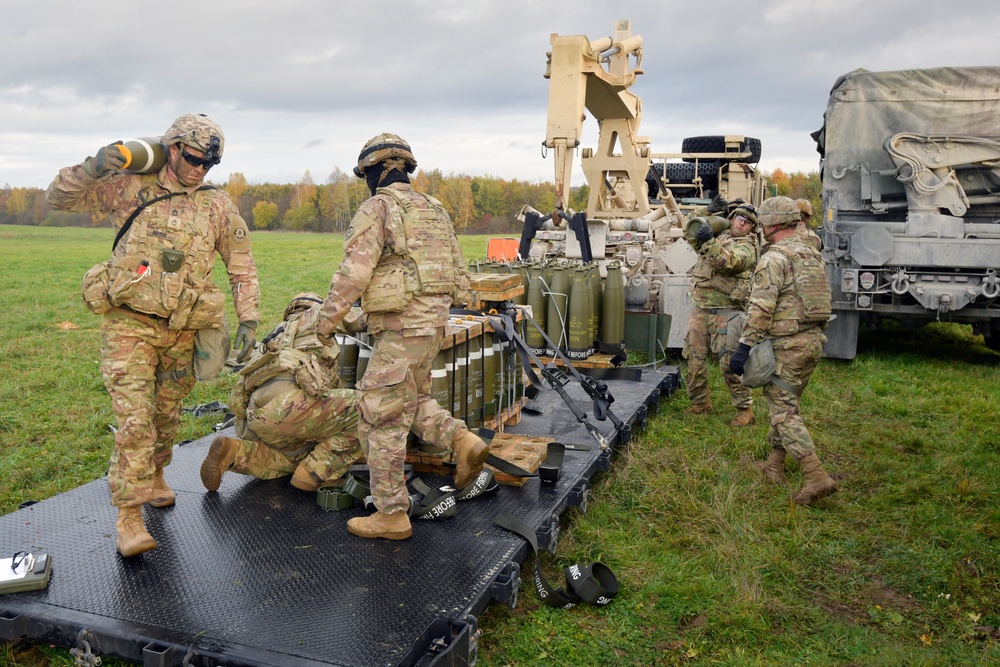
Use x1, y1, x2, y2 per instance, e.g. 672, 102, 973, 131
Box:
855, 321, 1000, 367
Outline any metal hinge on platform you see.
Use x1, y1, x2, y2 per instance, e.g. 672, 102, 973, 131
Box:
490, 561, 522, 609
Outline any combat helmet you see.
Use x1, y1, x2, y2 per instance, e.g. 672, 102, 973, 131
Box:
162, 113, 224, 166
729, 202, 759, 227
283, 292, 324, 320
796, 198, 814, 221
758, 196, 801, 228
353, 132, 417, 178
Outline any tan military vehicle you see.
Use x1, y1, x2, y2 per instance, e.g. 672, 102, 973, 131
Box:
519, 19, 766, 352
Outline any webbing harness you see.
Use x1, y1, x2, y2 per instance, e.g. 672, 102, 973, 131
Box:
112, 185, 216, 252
495, 513, 619, 608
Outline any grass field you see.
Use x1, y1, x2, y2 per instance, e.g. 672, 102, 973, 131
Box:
1, 225, 999, 666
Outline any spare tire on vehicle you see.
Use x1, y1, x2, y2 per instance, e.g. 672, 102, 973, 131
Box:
681, 136, 762, 163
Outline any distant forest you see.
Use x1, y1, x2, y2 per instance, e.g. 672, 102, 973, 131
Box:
0, 167, 819, 234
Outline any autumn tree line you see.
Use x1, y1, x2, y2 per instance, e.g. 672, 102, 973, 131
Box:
0, 167, 820, 233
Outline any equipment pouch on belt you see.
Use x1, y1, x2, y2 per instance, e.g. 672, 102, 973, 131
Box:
725, 311, 746, 354
168, 288, 226, 330
742, 338, 776, 388
193, 319, 231, 381
81, 261, 111, 315
160, 248, 185, 273
106, 255, 183, 317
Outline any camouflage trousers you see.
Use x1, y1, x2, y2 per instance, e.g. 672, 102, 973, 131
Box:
231, 381, 361, 484
358, 328, 467, 514
100, 308, 197, 507
683, 306, 751, 409
763, 329, 825, 460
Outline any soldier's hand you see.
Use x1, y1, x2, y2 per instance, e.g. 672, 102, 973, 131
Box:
234, 321, 257, 363
729, 343, 751, 376
694, 223, 714, 244
87, 142, 128, 178
706, 195, 728, 214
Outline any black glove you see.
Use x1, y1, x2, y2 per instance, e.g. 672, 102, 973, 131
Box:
694, 223, 714, 244
706, 195, 728, 214
85, 142, 128, 178
729, 342, 752, 376
234, 320, 257, 363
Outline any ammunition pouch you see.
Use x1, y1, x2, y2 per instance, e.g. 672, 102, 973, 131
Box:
106, 255, 183, 318
362, 263, 411, 314
81, 262, 111, 315
193, 319, 231, 381
168, 288, 226, 330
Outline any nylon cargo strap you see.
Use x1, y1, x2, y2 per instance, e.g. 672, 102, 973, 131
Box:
486, 310, 627, 451
112, 186, 216, 252
495, 513, 619, 608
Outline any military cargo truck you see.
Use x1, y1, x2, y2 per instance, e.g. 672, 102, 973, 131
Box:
815, 67, 1000, 358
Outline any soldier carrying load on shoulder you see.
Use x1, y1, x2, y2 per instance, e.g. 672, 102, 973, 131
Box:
729, 196, 838, 505
45, 114, 261, 557
312, 133, 490, 541
200, 293, 364, 494
684, 201, 761, 427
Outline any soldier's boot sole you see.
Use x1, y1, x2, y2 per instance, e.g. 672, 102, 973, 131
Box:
116, 506, 157, 557
201, 436, 240, 492
452, 430, 490, 489
347, 511, 412, 540
149, 469, 175, 508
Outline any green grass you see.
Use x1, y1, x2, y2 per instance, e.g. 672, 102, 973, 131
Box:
2, 225, 999, 666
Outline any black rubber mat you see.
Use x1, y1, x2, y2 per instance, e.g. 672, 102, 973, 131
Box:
0, 366, 678, 667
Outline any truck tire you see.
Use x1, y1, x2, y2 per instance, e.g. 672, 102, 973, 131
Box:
681, 136, 762, 163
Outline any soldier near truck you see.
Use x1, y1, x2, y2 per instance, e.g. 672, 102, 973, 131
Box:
312, 133, 490, 541
45, 113, 261, 557
729, 196, 838, 506
200, 293, 364, 495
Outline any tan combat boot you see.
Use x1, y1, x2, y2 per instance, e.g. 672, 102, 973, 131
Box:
149, 469, 175, 508
116, 506, 157, 557
451, 430, 490, 488
755, 447, 787, 484
347, 510, 412, 540
792, 453, 838, 505
686, 401, 713, 415
290, 465, 319, 492
200, 436, 239, 492
731, 409, 756, 427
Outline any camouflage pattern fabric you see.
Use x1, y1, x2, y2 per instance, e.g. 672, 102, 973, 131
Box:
101, 308, 197, 506
315, 182, 467, 339
47, 154, 261, 509
357, 329, 467, 514
762, 329, 825, 459
740, 233, 830, 459
684, 230, 758, 408
797, 222, 823, 251
684, 308, 751, 409
230, 385, 360, 483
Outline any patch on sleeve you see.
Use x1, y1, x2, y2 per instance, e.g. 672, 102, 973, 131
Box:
230, 219, 251, 248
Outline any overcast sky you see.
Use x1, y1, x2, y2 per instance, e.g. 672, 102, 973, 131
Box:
3, 0, 999, 190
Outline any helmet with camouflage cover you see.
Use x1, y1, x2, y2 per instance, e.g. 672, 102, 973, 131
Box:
725, 197, 746, 216
796, 198, 814, 221
162, 113, 224, 166
728, 202, 759, 227
758, 196, 801, 228
283, 292, 324, 320
353, 132, 417, 178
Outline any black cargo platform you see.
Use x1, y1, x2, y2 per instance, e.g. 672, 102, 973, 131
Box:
0, 366, 678, 667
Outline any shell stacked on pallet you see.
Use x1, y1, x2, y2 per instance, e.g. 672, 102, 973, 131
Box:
470, 259, 626, 363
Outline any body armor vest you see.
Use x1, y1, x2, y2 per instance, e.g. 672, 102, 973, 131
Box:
772, 241, 832, 324
361, 187, 458, 314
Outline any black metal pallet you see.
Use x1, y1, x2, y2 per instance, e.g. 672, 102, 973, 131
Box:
0, 366, 679, 667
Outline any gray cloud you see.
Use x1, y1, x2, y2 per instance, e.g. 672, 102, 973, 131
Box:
2, 0, 999, 189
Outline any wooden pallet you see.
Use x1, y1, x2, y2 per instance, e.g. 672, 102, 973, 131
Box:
468, 273, 525, 309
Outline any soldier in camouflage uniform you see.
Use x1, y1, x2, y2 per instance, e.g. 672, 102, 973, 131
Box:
45, 114, 261, 557
795, 198, 823, 251
684, 203, 761, 426
729, 196, 838, 505
313, 133, 489, 541
200, 294, 363, 494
